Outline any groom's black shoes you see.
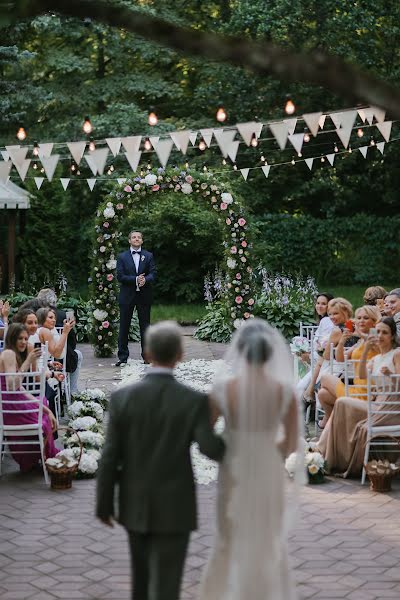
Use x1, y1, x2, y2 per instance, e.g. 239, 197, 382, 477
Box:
115, 360, 127, 367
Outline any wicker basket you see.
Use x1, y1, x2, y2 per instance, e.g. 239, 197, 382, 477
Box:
46, 427, 83, 490
364, 435, 400, 493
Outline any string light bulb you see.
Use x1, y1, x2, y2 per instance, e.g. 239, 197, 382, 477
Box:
334, 144, 339, 153
233, 164, 238, 170
198, 138, 206, 151
222, 158, 227, 165
16, 126, 26, 141
77, 169, 81, 175
260, 155, 265, 162
71, 161, 76, 172
321, 157, 325, 163
370, 137, 376, 146
298, 152, 302, 157
144, 138, 152, 151
250, 134, 258, 147
89, 137, 96, 152
148, 109, 158, 126
33, 162, 38, 170
303, 130, 310, 143
110, 164, 114, 172
357, 128, 364, 138
83, 116, 93, 135
291, 158, 295, 165
147, 162, 151, 170
216, 106, 227, 122
185, 161, 189, 169
203, 165, 207, 172
284, 96, 295, 115
348, 146, 352, 153
33, 141, 39, 157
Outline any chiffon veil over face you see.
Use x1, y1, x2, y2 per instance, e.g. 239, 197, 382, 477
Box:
199, 318, 305, 600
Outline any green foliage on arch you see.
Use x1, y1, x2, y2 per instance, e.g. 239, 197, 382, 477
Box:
90, 169, 255, 357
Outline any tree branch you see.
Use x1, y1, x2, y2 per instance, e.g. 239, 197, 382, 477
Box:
3, 0, 400, 117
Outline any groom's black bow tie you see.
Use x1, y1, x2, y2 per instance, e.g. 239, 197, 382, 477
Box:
131, 250, 141, 255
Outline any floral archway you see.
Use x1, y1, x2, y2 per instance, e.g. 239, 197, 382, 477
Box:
91, 169, 255, 357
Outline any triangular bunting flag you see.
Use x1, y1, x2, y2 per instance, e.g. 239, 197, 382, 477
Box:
329, 113, 342, 129
34, 177, 44, 189
124, 151, 142, 173
318, 114, 327, 129
240, 168, 250, 181
336, 127, 352, 149
213, 130, 236, 158
227, 141, 240, 163
121, 136, 141, 154
288, 133, 304, 155
284, 118, 297, 135
305, 158, 314, 171
117, 178, 127, 184
89, 148, 109, 175
106, 137, 122, 157
38, 143, 53, 158
153, 139, 173, 167
372, 106, 386, 124
236, 122, 263, 146
67, 141, 86, 165
199, 128, 213, 147
170, 131, 190, 155
189, 131, 198, 146
87, 179, 96, 191
1, 151, 9, 161
269, 122, 289, 150
377, 142, 385, 155
6, 146, 28, 168
339, 110, 357, 131
0, 160, 12, 182
261, 165, 270, 178
364, 107, 374, 125
15, 159, 31, 181
359, 146, 368, 158
84, 154, 97, 176
303, 112, 322, 137
357, 108, 366, 123
376, 121, 392, 142
60, 178, 70, 191
149, 136, 160, 149
326, 154, 335, 166
41, 155, 60, 181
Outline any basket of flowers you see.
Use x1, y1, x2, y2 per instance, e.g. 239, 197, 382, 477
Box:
45, 428, 83, 490
285, 443, 326, 484
364, 436, 400, 493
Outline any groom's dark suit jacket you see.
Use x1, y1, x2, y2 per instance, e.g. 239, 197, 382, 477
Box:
96, 372, 225, 533
116, 248, 156, 305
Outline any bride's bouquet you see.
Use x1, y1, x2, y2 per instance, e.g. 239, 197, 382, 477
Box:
290, 336, 310, 356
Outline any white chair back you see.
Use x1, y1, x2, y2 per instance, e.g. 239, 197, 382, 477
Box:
343, 356, 365, 399
53, 326, 71, 406
0, 326, 6, 353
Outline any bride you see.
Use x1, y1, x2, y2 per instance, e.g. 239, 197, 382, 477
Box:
199, 318, 304, 600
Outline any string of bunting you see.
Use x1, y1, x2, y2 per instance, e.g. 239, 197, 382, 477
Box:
0, 105, 396, 189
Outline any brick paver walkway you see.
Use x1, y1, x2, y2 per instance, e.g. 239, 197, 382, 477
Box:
1, 334, 400, 599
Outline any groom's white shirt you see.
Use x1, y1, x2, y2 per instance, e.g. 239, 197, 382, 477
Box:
130, 245, 142, 290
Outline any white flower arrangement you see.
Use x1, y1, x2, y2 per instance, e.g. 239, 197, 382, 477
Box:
227, 258, 237, 269
46, 454, 78, 470
181, 183, 193, 194
290, 336, 310, 355
93, 309, 108, 321
221, 192, 233, 204
106, 258, 117, 270
286, 444, 325, 483
68, 400, 104, 422
78, 453, 99, 475
70, 416, 98, 431
67, 430, 105, 449
144, 173, 157, 186
103, 206, 115, 219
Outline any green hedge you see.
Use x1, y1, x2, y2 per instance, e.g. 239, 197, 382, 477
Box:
253, 214, 400, 285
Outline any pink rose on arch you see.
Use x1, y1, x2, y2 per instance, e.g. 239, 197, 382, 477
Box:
107, 274, 114, 281
102, 321, 110, 329
152, 184, 160, 191
235, 296, 243, 304
241, 240, 247, 248
235, 273, 241, 280
230, 246, 237, 254
220, 202, 228, 210
124, 185, 132, 193
244, 312, 250, 319
248, 298, 255, 306
103, 222, 110, 228
116, 203, 124, 210
238, 218, 246, 226
185, 175, 193, 184
226, 218, 231, 225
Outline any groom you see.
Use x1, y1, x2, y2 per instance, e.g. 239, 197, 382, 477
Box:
96, 321, 225, 600
116, 230, 156, 365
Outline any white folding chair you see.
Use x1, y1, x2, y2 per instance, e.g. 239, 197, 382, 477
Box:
362, 373, 400, 484
0, 362, 49, 484
54, 327, 71, 407
298, 324, 319, 423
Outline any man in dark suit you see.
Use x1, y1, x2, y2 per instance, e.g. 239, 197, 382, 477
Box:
96, 321, 225, 600
116, 230, 156, 366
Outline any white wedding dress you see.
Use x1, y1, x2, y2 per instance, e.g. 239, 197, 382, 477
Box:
199, 320, 304, 600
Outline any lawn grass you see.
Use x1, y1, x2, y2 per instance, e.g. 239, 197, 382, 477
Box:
152, 304, 206, 324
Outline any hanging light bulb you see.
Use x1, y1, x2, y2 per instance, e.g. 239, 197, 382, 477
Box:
291, 158, 295, 165
260, 155, 265, 162
348, 146, 352, 153
110, 164, 114, 172
89, 138, 96, 152
33, 162, 38, 170
16, 126, 26, 141
303, 130, 310, 143
222, 158, 227, 165
33, 141, 39, 157
233, 164, 238, 170
71, 161, 76, 172
148, 109, 158, 126
321, 157, 325, 163
77, 169, 81, 175
185, 161, 189, 169
250, 134, 258, 147
83, 116, 93, 135
216, 106, 227, 122
147, 162, 151, 170
370, 137, 376, 146
198, 138, 206, 151
334, 144, 339, 153
203, 165, 207, 171
285, 96, 295, 115
40, 167, 45, 173
144, 138, 152, 151
357, 128, 364, 138
298, 152, 302, 157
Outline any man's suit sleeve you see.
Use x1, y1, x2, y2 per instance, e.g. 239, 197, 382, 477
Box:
96, 392, 123, 520
116, 253, 136, 285
193, 394, 225, 462
144, 252, 156, 284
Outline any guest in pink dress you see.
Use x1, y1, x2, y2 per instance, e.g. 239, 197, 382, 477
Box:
0, 323, 57, 472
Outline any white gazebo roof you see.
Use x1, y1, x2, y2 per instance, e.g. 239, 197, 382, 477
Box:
0, 180, 31, 209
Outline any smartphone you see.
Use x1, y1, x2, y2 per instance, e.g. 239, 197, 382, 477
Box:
344, 319, 355, 332
66, 309, 75, 321
370, 328, 377, 336
34, 342, 41, 349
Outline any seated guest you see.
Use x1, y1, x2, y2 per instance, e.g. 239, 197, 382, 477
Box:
363, 286, 387, 316
0, 299, 10, 340
304, 297, 354, 403
0, 323, 57, 472
384, 289, 400, 335
317, 317, 400, 477
317, 305, 380, 428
